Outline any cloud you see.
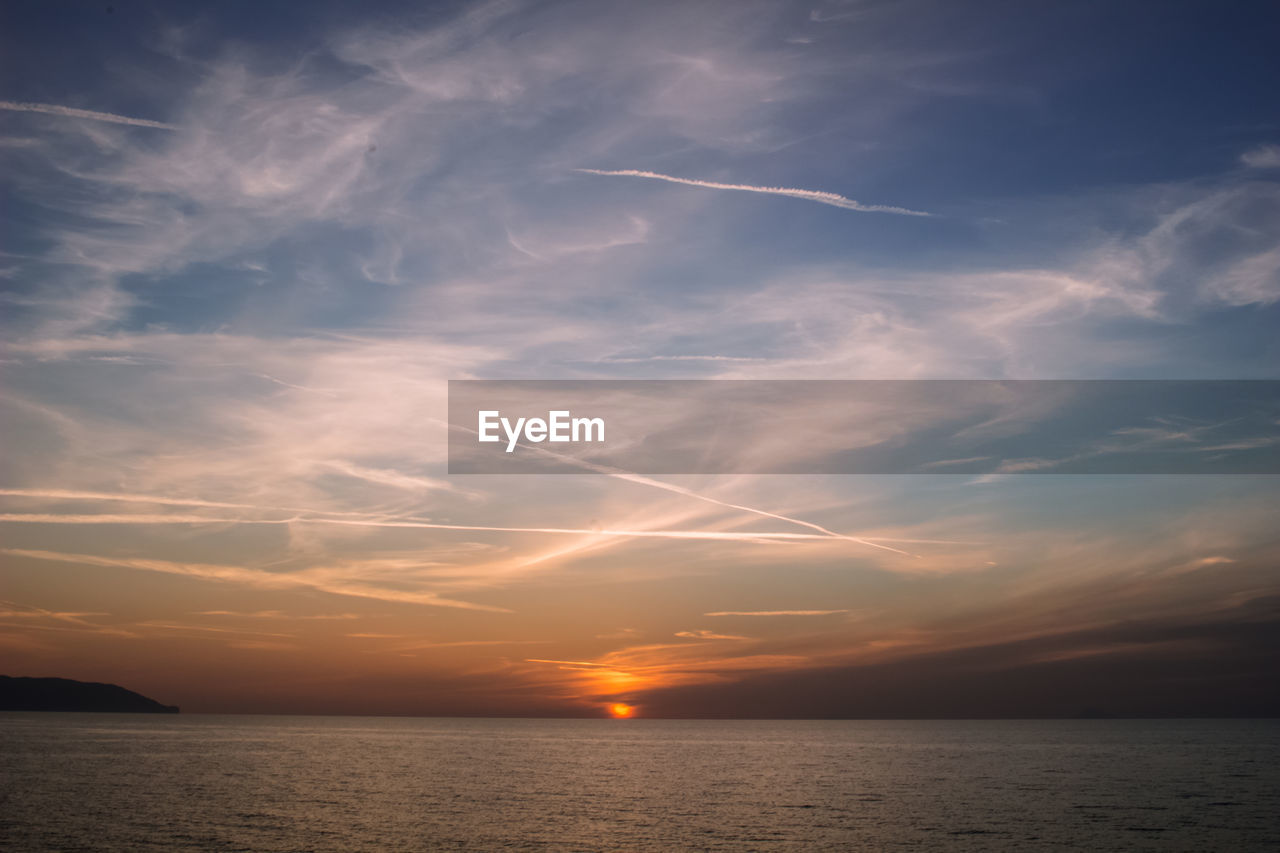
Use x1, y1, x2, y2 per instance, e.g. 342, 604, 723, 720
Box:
597, 355, 767, 363
134, 621, 294, 639
195, 610, 360, 620
0, 600, 133, 637
521, 643, 814, 700
1082, 181, 1280, 310
1240, 144, 1280, 169
525, 658, 613, 668
2, 548, 509, 612
705, 610, 849, 617
675, 629, 750, 640
575, 168, 931, 216
319, 461, 467, 496
393, 638, 553, 649
596, 627, 640, 639
505, 215, 650, 261
0, 100, 177, 130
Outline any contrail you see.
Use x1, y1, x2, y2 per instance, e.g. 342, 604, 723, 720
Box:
605, 472, 915, 556
0, 488, 405, 520
445, 418, 916, 556
0, 100, 176, 130
576, 168, 930, 217
0, 485, 917, 553
308, 516, 848, 543
0, 512, 861, 543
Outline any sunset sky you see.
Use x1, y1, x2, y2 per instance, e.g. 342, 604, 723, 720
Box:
2, 0, 1278, 717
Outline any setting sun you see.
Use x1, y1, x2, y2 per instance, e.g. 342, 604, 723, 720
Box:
609, 703, 635, 719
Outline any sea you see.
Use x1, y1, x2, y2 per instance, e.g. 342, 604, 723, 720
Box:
2, 715, 1278, 851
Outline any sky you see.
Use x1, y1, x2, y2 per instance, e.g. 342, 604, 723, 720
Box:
1, 0, 1278, 718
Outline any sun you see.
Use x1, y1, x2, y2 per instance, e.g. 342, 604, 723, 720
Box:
608, 703, 635, 719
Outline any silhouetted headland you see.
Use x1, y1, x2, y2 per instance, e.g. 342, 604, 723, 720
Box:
0, 675, 179, 713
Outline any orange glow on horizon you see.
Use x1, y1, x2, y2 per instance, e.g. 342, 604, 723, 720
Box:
609, 703, 635, 718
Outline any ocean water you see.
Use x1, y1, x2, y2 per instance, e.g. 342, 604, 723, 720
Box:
1, 716, 1278, 851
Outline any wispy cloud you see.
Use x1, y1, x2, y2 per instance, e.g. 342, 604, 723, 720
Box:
597, 354, 768, 363
2, 549, 509, 613
195, 610, 360, 620
394, 639, 553, 650
320, 461, 465, 495
135, 621, 294, 639
0, 100, 177, 130
705, 610, 849, 617
1240, 144, 1280, 169
575, 168, 931, 216
675, 629, 750, 640
525, 643, 815, 698
525, 658, 613, 668
596, 627, 640, 639
0, 599, 133, 636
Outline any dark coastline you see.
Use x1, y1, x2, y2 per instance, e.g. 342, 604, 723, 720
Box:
0, 676, 179, 713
